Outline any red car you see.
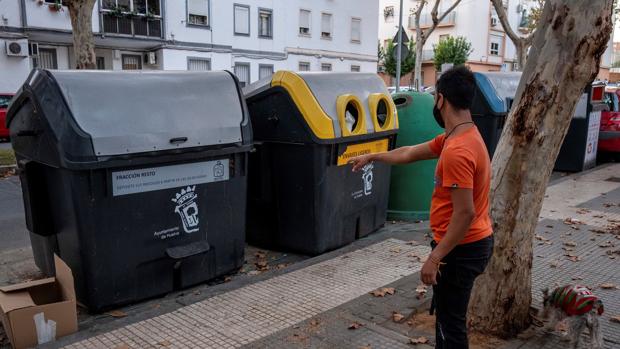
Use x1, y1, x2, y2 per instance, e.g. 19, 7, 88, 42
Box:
600, 88, 620, 155
0, 93, 14, 140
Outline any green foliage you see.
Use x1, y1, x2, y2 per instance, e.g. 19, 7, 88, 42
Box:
382, 39, 416, 78
433, 36, 472, 71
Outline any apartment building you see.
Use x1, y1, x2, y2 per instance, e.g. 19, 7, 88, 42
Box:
0, 0, 379, 92
378, 0, 613, 87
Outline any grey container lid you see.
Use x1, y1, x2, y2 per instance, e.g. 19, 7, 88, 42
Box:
51, 70, 245, 156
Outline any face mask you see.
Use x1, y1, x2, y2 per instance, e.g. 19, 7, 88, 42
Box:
433, 101, 445, 129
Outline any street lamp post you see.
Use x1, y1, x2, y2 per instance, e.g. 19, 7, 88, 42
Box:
395, 0, 404, 93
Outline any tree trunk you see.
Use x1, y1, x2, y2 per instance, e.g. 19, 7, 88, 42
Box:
468, 0, 612, 338
515, 40, 527, 71
414, 38, 424, 89
66, 0, 97, 69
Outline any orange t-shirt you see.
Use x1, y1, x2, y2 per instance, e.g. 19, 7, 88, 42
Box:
427, 126, 492, 244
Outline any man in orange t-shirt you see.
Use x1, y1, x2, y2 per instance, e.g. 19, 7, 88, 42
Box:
350, 66, 493, 348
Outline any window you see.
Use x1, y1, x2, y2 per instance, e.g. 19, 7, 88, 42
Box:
96, 57, 106, 70
489, 34, 503, 56
38, 48, 58, 69
321, 63, 332, 72
188, 0, 209, 27
258, 8, 273, 38
321, 13, 332, 39
298, 62, 310, 71
259, 64, 274, 79
187, 58, 211, 71
351, 65, 361, 72
384, 6, 394, 22
234, 4, 250, 36
351, 18, 361, 43
234, 62, 250, 87
102, 0, 162, 38
439, 34, 449, 42
299, 9, 311, 36
122, 54, 142, 70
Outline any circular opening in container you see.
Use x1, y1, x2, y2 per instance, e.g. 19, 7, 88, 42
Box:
376, 99, 389, 128
393, 97, 408, 106
344, 101, 360, 133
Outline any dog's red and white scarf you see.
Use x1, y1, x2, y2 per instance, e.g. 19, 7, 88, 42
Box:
550, 285, 603, 316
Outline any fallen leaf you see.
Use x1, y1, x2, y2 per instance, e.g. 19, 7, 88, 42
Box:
535, 234, 550, 242
561, 246, 574, 252
310, 319, 320, 327
390, 247, 402, 253
106, 310, 127, 318
348, 321, 364, 330
610, 315, 620, 323
247, 270, 261, 276
546, 225, 554, 228
600, 283, 617, 290
255, 260, 269, 271
275, 263, 289, 270
384, 287, 395, 295
593, 215, 605, 218
370, 287, 396, 297
193, 290, 201, 295
564, 241, 577, 247
224, 276, 232, 282
392, 311, 404, 322
410, 336, 430, 345
564, 218, 584, 226
254, 251, 267, 259
405, 240, 419, 245
603, 203, 617, 208
359, 346, 371, 349
151, 304, 161, 309
571, 276, 583, 280
114, 345, 130, 349
576, 208, 591, 214
566, 256, 581, 262
157, 340, 171, 347
550, 260, 559, 268
536, 255, 545, 258
599, 241, 615, 248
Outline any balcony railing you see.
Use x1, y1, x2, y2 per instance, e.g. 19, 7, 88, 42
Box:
408, 11, 456, 29
101, 12, 163, 38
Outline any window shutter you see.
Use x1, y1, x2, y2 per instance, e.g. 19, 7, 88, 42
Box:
321, 13, 331, 35
235, 6, 250, 34
351, 18, 361, 42
259, 65, 274, 79
234, 63, 250, 86
188, 59, 211, 71
300, 10, 310, 29
188, 0, 208, 16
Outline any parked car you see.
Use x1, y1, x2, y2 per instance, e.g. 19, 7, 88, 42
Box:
0, 94, 14, 140
600, 88, 620, 156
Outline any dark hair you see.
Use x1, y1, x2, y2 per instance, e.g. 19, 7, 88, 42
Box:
436, 65, 475, 110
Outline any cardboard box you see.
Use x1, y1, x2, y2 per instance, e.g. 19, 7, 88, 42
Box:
0, 255, 77, 349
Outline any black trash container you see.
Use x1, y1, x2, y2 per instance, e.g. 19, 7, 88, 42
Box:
471, 72, 521, 158
554, 82, 607, 172
7, 69, 252, 311
244, 71, 398, 255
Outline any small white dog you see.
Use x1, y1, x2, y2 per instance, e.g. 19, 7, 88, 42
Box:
541, 285, 604, 349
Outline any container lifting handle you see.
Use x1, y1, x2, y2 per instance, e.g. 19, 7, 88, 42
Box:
17, 130, 41, 137
169, 137, 188, 145
166, 241, 210, 259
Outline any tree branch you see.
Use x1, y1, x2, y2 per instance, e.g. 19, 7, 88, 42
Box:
424, 0, 462, 42
490, 0, 533, 45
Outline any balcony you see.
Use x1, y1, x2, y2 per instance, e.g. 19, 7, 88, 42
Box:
408, 11, 456, 29
101, 12, 162, 38
422, 50, 434, 61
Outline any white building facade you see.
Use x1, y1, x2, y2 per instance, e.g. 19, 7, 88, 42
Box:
0, 0, 379, 92
378, 0, 613, 86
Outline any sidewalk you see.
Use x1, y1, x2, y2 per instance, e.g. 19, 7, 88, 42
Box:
3, 164, 619, 349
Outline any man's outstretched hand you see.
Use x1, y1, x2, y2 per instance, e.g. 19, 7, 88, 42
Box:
349, 154, 373, 172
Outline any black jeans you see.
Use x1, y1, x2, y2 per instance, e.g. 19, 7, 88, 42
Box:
430, 235, 493, 349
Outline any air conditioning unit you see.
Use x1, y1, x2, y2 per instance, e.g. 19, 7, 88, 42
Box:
491, 17, 499, 27
5, 40, 28, 57
144, 51, 157, 65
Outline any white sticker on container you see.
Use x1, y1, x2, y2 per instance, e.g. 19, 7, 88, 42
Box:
111, 159, 230, 196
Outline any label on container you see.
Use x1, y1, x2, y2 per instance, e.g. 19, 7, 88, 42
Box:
111, 159, 229, 196
337, 139, 389, 166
